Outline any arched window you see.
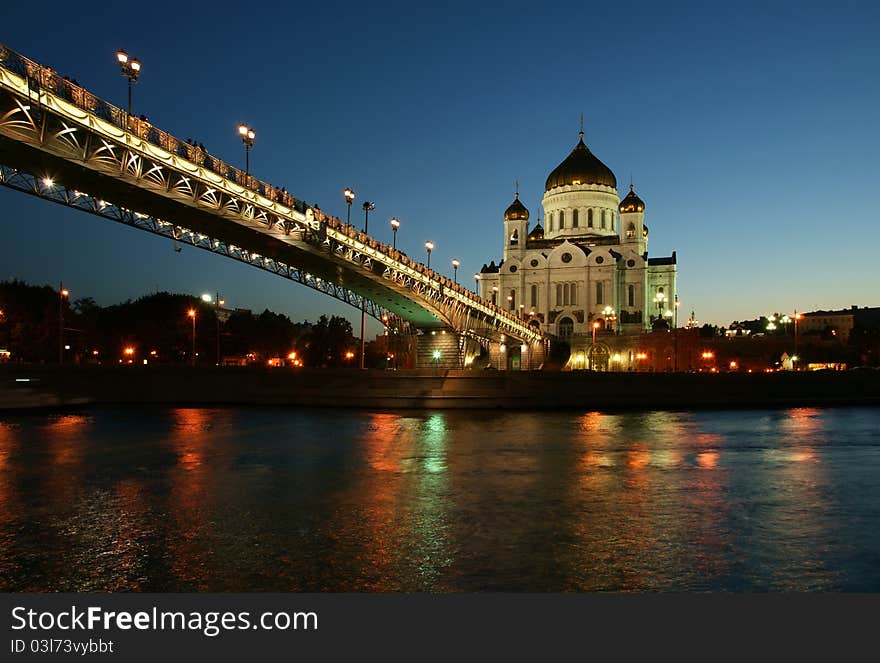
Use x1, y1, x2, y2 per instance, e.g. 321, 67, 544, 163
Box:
549, 212, 554, 231
556, 284, 562, 307
563, 283, 570, 306
558, 317, 574, 339
587, 209, 593, 228
626, 222, 636, 239
530, 284, 537, 308
611, 212, 615, 231
510, 229, 518, 245
658, 286, 664, 294
601, 210, 607, 229
559, 211, 565, 229
596, 281, 604, 305
571, 282, 577, 306
572, 209, 579, 227
628, 284, 635, 307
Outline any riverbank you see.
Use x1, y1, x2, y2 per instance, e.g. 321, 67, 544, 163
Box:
1, 365, 879, 411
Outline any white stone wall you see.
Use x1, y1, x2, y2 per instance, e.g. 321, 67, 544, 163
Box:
541, 183, 619, 241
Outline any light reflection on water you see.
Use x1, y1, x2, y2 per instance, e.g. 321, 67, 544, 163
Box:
0, 406, 879, 592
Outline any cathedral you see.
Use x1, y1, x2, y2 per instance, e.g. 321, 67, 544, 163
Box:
479, 129, 677, 360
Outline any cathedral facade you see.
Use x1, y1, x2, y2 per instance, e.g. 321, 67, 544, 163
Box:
479, 130, 677, 353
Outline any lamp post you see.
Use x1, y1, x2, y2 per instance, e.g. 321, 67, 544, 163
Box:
115, 49, 141, 117
343, 188, 355, 224
359, 202, 375, 370
390, 217, 400, 250
674, 294, 680, 371
187, 308, 196, 366
591, 321, 600, 370
474, 273, 481, 294
425, 241, 434, 269
451, 259, 460, 284
238, 124, 255, 176
202, 293, 225, 365
794, 311, 802, 368
491, 285, 498, 305
59, 283, 69, 364
654, 291, 666, 321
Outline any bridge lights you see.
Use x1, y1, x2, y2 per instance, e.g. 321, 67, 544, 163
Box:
474, 273, 480, 293
238, 124, 256, 175
116, 49, 141, 116
451, 258, 460, 284
343, 188, 355, 224
390, 217, 400, 250
424, 241, 434, 269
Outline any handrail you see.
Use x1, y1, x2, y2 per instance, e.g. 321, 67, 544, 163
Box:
0, 43, 542, 341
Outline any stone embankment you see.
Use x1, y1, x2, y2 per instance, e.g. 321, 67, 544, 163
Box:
1, 365, 878, 411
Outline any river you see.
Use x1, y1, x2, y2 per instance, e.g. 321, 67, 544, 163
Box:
1, 406, 878, 591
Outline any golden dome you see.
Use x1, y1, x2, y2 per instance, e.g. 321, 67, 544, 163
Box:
545, 132, 617, 191
504, 193, 529, 221
527, 222, 544, 240
619, 185, 645, 213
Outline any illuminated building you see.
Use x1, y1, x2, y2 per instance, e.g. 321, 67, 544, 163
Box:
479, 128, 678, 360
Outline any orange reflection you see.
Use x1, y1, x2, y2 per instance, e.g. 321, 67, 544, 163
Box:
696, 451, 719, 468
364, 413, 403, 472
166, 408, 215, 588
45, 414, 89, 465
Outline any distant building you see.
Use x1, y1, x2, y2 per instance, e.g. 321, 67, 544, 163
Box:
479, 128, 678, 369
801, 305, 880, 342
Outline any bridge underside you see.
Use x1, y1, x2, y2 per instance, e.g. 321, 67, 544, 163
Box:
0, 134, 449, 328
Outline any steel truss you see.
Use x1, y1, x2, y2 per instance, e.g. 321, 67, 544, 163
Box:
0, 164, 400, 327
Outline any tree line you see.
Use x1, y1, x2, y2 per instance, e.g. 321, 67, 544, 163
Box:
0, 279, 384, 367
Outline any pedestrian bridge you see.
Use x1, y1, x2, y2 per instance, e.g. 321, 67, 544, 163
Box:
0, 44, 545, 368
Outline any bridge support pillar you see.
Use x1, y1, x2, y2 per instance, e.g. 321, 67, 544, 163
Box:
488, 338, 547, 371
414, 329, 483, 370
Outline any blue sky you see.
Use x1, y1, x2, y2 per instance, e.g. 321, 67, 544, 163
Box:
1, 0, 878, 332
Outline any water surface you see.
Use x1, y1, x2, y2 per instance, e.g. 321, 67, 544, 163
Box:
1, 406, 878, 591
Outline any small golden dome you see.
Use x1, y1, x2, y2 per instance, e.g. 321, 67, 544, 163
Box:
619, 185, 645, 213
504, 193, 530, 221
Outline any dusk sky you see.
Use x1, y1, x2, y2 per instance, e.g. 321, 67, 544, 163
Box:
1, 0, 878, 334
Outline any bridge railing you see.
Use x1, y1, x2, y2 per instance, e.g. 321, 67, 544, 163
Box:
0, 43, 541, 341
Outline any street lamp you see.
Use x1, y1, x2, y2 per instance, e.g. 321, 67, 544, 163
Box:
362, 201, 375, 233
425, 241, 434, 268
238, 124, 256, 175
451, 258, 460, 284
474, 273, 481, 294
116, 49, 141, 116
343, 188, 355, 224
591, 321, 600, 370
359, 201, 376, 370
491, 285, 498, 305
794, 311, 802, 366
201, 292, 225, 365
654, 291, 666, 320
187, 308, 197, 366
59, 283, 69, 364
390, 217, 400, 249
